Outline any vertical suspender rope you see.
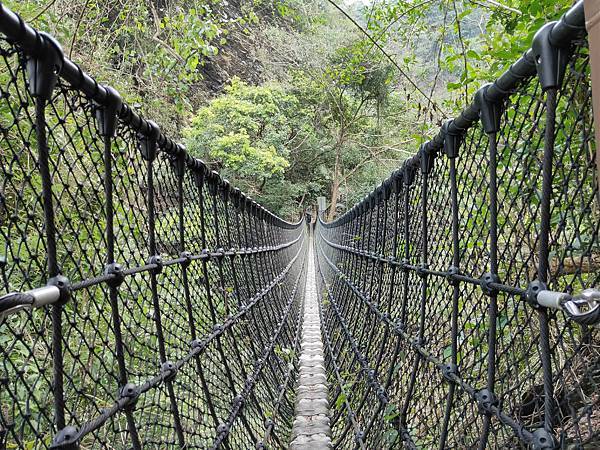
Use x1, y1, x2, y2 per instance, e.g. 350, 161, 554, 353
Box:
529, 21, 573, 444
36, 87, 68, 434
537, 86, 558, 434
28, 33, 68, 435
478, 128, 499, 450
439, 123, 461, 450
474, 83, 503, 450
98, 87, 142, 449
142, 122, 186, 447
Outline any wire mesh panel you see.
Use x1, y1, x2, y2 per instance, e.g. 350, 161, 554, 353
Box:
315, 3, 599, 449
0, 6, 306, 449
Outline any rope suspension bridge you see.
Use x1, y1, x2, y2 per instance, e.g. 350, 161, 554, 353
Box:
0, 1, 598, 449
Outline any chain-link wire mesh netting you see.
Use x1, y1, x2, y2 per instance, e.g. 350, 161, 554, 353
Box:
0, 5, 307, 448
1, 1, 600, 450
315, 3, 599, 449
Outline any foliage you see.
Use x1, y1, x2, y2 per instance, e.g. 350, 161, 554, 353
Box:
184, 78, 318, 217
186, 79, 292, 180
184, 34, 400, 218
363, 0, 573, 107
4, 0, 262, 135
3, 0, 582, 219
1, 1, 597, 448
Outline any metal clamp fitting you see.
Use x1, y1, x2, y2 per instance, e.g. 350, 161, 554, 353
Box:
530, 287, 599, 325
47, 275, 71, 306
208, 175, 219, 196
446, 266, 460, 286
193, 162, 206, 189
148, 255, 163, 274
383, 179, 392, 200
376, 386, 388, 404
442, 120, 462, 158
419, 144, 435, 175
161, 361, 177, 383
95, 86, 122, 137
474, 83, 503, 134
442, 363, 458, 383
191, 338, 207, 354
119, 383, 140, 411
50, 426, 79, 450
138, 120, 160, 162
532, 22, 571, 91
173, 151, 186, 178
475, 388, 497, 414
480, 272, 500, 296
233, 394, 244, 408
220, 179, 230, 201
27, 32, 64, 100
403, 162, 417, 187
0, 292, 33, 318
0, 284, 61, 319
400, 258, 410, 273
393, 322, 405, 335
231, 187, 241, 207
526, 280, 548, 308
531, 428, 556, 449
180, 251, 192, 268
105, 262, 125, 288
561, 288, 600, 326
392, 169, 403, 194
354, 430, 365, 442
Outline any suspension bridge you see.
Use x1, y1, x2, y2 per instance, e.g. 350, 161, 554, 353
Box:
0, 1, 599, 449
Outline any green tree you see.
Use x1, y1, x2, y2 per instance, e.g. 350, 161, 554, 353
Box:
184, 79, 325, 217
185, 78, 291, 184
315, 40, 393, 219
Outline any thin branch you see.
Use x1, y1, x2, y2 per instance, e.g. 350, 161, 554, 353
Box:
452, 0, 470, 105
469, 0, 506, 15
423, 3, 448, 131
151, 36, 186, 64
68, 0, 92, 59
339, 147, 391, 184
288, 132, 311, 152
365, 0, 380, 28
350, 140, 415, 156
366, 0, 437, 55
479, 0, 522, 14
325, 0, 447, 118
149, 1, 162, 35
28, 0, 58, 22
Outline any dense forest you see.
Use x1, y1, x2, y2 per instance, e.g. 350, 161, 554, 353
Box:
6, 0, 574, 219
1, 1, 598, 449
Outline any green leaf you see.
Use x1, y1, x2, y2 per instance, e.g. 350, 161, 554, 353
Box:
335, 392, 347, 410
443, 345, 453, 360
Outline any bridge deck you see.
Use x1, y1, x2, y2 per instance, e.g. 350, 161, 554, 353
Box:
290, 240, 332, 449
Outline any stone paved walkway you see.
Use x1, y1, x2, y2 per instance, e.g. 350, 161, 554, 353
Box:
290, 240, 331, 449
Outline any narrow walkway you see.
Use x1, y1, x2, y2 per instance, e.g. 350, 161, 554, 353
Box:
290, 239, 331, 449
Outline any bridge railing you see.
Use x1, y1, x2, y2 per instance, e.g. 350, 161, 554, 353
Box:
0, 4, 306, 449
316, 1, 599, 448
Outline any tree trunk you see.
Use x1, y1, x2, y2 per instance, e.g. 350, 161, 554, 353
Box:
328, 149, 341, 221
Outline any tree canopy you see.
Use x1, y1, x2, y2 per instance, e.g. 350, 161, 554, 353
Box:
6, 0, 573, 219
